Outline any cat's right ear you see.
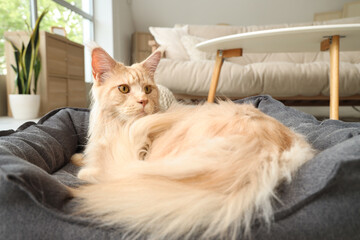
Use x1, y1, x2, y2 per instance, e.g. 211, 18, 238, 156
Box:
91, 47, 116, 84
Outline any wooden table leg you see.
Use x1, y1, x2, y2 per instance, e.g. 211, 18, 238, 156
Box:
329, 35, 340, 120
207, 49, 243, 103
207, 50, 224, 103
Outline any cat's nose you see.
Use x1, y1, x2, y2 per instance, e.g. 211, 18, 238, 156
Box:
138, 99, 148, 107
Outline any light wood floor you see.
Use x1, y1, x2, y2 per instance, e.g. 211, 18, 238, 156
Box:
0, 117, 40, 131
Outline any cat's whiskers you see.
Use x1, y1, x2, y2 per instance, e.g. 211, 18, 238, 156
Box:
121, 105, 143, 116
122, 102, 157, 117
153, 104, 162, 112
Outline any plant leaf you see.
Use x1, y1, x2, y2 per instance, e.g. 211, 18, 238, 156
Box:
6, 10, 47, 94
11, 64, 22, 94
5, 38, 20, 52
19, 43, 27, 94
24, 10, 47, 94
5, 37, 23, 92
10, 64, 18, 74
33, 54, 41, 94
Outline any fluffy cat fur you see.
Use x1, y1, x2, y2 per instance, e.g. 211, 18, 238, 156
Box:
72, 47, 316, 240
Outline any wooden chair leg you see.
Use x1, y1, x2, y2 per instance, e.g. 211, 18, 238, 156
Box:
207, 49, 242, 103
329, 35, 340, 120
207, 50, 224, 103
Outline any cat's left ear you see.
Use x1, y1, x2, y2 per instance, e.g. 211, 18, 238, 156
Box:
141, 51, 162, 77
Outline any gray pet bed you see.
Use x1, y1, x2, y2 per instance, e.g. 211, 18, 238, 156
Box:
0, 95, 359, 240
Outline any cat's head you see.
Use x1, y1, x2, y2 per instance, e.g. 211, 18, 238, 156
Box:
91, 47, 161, 120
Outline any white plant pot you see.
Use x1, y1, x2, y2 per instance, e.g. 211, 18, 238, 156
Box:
9, 94, 41, 120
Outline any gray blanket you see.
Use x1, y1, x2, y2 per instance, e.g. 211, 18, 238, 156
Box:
0, 95, 359, 240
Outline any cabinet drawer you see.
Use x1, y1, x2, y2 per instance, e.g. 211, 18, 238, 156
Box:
68, 79, 86, 107
47, 93, 68, 109
47, 77, 67, 109
132, 32, 153, 52
46, 37, 67, 76
67, 44, 84, 78
48, 77, 67, 93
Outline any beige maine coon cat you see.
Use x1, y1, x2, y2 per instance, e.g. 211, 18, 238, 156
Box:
72, 47, 315, 240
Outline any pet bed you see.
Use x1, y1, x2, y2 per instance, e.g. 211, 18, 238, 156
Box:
0, 95, 359, 240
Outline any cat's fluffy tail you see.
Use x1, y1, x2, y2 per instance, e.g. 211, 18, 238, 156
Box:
72, 134, 314, 240
73, 166, 258, 240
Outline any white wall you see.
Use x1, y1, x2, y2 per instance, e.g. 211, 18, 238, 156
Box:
112, 0, 135, 64
94, 0, 134, 64
95, 0, 354, 64
131, 0, 355, 32
94, 0, 114, 56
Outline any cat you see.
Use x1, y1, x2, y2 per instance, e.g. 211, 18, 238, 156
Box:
75, 47, 163, 181
72, 47, 316, 240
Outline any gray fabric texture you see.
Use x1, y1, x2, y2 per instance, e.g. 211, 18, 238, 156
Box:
0, 95, 359, 240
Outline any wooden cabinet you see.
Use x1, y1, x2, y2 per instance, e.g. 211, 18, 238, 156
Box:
131, 32, 154, 64
5, 31, 87, 116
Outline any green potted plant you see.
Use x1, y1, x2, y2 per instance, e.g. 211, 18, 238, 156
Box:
6, 10, 47, 119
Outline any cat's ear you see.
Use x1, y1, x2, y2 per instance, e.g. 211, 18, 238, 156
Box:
141, 51, 162, 77
91, 47, 117, 83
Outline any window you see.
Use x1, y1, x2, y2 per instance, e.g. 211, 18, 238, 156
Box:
0, 0, 31, 74
0, 0, 93, 82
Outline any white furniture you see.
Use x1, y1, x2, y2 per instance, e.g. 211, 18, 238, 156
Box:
148, 18, 360, 112
196, 24, 360, 120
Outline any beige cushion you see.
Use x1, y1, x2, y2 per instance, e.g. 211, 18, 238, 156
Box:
155, 59, 360, 98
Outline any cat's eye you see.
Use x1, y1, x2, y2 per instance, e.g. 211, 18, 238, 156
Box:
118, 84, 130, 94
144, 85, 152, 94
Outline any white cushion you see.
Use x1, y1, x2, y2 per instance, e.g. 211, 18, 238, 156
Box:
149, 25, 189, 60
180, 35, 216, 61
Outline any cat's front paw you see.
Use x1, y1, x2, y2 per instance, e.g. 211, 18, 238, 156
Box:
77, 167, 100, 183
71, 153, 85, 166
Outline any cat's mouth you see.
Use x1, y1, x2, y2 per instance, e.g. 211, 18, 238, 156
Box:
130, 105, 154, 117
137, 111, 147, 117
136, 108, 148, 117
